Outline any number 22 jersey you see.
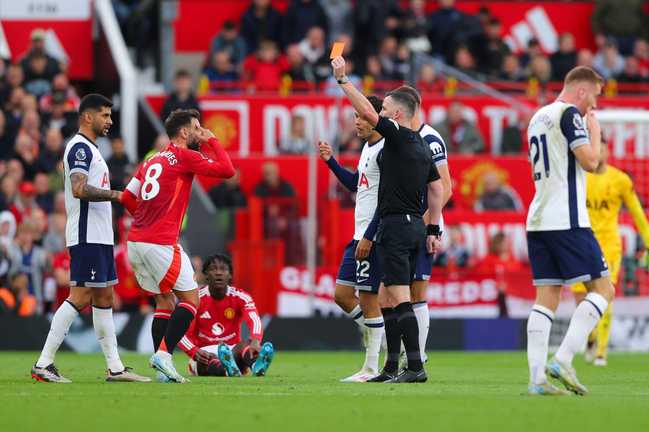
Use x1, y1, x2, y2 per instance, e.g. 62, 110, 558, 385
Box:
125, 139, 235, 245
526, 101, 591, 231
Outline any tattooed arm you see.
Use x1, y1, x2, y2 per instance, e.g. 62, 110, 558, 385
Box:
70, 172, 122, 202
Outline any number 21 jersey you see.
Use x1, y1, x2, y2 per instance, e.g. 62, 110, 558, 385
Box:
526, 101, 591, 231
126, 140, 234, 245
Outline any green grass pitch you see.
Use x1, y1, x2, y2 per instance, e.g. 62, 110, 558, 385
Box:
1, 351, 648, 432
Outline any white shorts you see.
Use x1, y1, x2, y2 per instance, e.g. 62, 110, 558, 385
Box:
127, 241, 197, 294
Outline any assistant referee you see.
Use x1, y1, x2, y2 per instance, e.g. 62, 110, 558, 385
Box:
332, 55, 445, 383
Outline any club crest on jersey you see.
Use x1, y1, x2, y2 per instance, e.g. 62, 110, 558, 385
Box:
212, 322, 225, 335
224, 307, 235, 320
75, 148, 87, 161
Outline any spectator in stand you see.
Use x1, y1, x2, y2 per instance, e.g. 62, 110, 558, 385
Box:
393, 43, 413, 81
285, 44, 315, 87
14, 133, 39, 181
320, 0, 353, 42
41, 92, 77, 138
434, 102, 485, 154
106, 136, 131, 191
3, 87, 26, 146
470, 17, 510, 78
403, 0, 431, 55
10, 181, 39, 225
527, 55, 552, 84
23, 53, 57, 99
352, 0, 402, 70
42, 212, 66, 254
632, 39, 649, 78
428, 0, 480, 64
19, 29, 62, 80
298, 27, 329, 82
434, 226, 470, 269
0, 177, 18, 213
499, 54, 524, 82
577, 48, 595, 68
8, 220, 49, 312
6, 159, 25, 184
39, 73, 80, 113
500, 110, 532, 154
33, 173, 54, 214
378, 36, 399, 80
0, 211, 16, 251
0, 64, 24, 106
593, 38, 625, 80
160, 69, 201, 122
0, 111, 12, 161
365, 55, 384, 81
254, 162, 296, 198
243, 40, 288, 92
240, 0, 283, 55
453, 44, 481, 80
202, 51, 239, 92
210, 20, 247, 69
279, 114, 311, 154
618, 57, 646, 83
475, 232, 521, 317
283, 0, 328, 46
0, 272, 37, 316
592, 0, 648, 55
208, 169, 247, 209
474, 172, 523, 212
417, 63, 440, 92
37, 128, 64, 173
551, 33, 578, 81
519, 38, 542, 69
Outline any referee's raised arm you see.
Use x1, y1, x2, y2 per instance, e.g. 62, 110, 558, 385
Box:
331, 56, 379, 126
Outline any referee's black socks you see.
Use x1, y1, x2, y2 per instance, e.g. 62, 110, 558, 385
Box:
381, 307, 401, 374
395, 302, 423, 372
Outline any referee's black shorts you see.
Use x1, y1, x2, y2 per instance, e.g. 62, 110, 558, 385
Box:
376, 214, 425, 287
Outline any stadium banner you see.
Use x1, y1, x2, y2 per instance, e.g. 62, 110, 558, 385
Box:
146, 95, 649, 157
173, 1, 595, 54
0, 0, 93, 79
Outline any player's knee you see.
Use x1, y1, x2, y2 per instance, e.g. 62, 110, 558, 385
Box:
334, 285, 355, 311
91, 288, 114, 308
175, 289, 199, 308
155, 293, 176, 311
67, 289, 91, 310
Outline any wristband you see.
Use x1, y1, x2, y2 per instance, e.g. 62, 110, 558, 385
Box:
337, 75, 349, 84
427, 224, 442, 237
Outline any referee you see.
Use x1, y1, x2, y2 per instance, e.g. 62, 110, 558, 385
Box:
332, 56, 444, 383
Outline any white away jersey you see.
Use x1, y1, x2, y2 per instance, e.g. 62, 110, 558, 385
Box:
354, 138, 385, 240
526, 101, 591, 231
63, 133, 114, 246
419, 123, 447, 230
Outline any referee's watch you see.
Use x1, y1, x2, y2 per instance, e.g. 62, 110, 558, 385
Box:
337, 75, 349, 85
427, 224, 442, 238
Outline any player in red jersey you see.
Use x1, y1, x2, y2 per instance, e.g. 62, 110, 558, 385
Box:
120, 109, 235, 382
178, 253, 274, 377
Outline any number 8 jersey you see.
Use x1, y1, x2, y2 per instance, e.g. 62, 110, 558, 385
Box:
125, 139, 235, 245
526, 101, 591, 231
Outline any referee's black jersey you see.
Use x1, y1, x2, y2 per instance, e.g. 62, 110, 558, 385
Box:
375, 116, 441, 217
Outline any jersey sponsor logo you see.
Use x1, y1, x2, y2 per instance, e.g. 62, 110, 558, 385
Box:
586, 199, 609, 210
358, 172, 369, 188
211, 322, 225, 335
101, 172, 109, 188
224, 307, 235, 320
200, 311, 211, 319
75, 148, 87, 161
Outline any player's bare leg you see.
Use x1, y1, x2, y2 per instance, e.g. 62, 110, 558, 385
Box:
92, 287, 150, 382
549, 277, 614, 395
335, 284, 364, 328
527, 285, 569, 395
150, 288, 198, 383
410, 280, 429, 363
32, 287, 92, 383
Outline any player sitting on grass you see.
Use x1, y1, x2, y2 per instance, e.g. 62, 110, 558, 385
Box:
178, 254, 274, 377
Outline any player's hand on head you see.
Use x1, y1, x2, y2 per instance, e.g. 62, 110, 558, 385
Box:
194, 349, 217, 365
196, 127, 215, 143
331, 56, 346, 80
318, 140, 332, 161
355, 238, 372, 260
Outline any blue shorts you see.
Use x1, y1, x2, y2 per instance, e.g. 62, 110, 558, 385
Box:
413, 248, 434, 281
69, 243, 118, 288
336, 239, 381, 294
527, 228, 609, 286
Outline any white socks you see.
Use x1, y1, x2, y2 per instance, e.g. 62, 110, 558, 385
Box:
527, 304, 554, 385
412, 301, 429, 361
362, 317, 384, 372
36, 300, 79, 368
347, 305, 365, 327
93, 306, 125, 373
555, 292, 608, 366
